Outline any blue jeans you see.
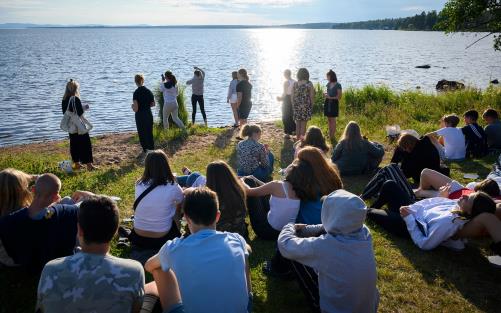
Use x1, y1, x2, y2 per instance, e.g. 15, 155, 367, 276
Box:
177, 172, 202, 188
238, 152, 275, 182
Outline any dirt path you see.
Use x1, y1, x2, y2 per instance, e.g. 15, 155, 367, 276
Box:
0, 122, 287, 167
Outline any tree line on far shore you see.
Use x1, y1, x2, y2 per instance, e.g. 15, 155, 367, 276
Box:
331, 11, 440, 31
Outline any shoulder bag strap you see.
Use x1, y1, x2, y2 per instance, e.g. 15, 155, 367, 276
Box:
133, 183, 159, 212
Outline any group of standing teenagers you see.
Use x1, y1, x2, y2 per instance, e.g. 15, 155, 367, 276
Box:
277, 68, 342, 141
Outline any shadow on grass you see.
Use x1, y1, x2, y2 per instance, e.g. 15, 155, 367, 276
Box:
447, 158, 494, 178
387, 231, 501, 312
280, 139, 295, 169
214, 127, 238, 149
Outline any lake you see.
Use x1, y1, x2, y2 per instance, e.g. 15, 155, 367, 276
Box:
0, 28, 500, 146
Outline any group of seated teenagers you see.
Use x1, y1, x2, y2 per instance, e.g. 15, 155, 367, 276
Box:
0, 109, 501, 313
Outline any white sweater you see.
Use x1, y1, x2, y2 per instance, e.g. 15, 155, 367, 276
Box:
404, 197, 467, 250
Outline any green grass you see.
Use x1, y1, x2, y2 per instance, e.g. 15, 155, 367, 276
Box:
1, 86, 501, 313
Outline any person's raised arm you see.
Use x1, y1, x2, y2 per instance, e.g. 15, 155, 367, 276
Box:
197, 67, 205, 79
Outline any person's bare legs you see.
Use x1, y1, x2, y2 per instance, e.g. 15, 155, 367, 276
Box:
239, 119, 247, 127
328, 117, 336, 139
146, 268, 182, 311
415, 168, 453, 198
231, 103, 239, 125
456, 213, 501, 242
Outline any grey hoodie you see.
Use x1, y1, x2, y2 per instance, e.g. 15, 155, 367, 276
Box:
278, 189, 379, 313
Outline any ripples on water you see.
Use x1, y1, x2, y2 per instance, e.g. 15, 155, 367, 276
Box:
0, 28, 500, 146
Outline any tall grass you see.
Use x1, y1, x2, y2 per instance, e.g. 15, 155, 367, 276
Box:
311, 85, 501, 140
154, 83, 189, 128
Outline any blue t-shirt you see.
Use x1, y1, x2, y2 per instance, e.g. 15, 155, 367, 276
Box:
296, 200, 322, 225
158, 229, 249, 313
0, 204, 78, 272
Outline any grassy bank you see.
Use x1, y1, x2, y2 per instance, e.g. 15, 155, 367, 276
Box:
1, 86, 501, 313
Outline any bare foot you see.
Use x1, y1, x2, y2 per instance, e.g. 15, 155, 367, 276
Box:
74, 163, 82, 170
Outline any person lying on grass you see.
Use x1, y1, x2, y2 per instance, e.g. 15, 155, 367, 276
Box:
278, 190, 379, 313
415, 168, 501, 202
0, 173, 79, 271
399, 192, 501, 254
144, 187, 252, 313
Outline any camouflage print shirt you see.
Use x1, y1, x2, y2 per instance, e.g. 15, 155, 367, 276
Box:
36, 252, 145, 313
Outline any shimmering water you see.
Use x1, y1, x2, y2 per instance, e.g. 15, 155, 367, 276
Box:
0, 28, 500, 146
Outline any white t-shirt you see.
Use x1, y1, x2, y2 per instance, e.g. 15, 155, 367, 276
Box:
436, 127, 466, 160
133, 182, 184, 233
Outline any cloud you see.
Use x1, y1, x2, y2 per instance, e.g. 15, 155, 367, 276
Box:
401, 6, 427, 12
150, 0, 313, 10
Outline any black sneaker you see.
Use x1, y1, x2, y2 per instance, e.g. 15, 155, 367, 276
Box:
118, 226, 131, 238
488, 242, 501, 268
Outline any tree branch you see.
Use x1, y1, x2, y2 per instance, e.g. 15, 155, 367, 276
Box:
465, 32, 496, 49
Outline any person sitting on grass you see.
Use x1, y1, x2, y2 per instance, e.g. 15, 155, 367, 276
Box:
237, 124, 274, 182
128, 150, 184, 251
390, 133, 442, 183
427, 114, 466, 161
262, 147, 344, 278
0, 168, 37, 217
145, 187, 252, 313
36, 196, 145, 313
461, 110, 488, 158
293, 125, 329, 158
176, 161, 248, 237
278, 190, 379, 313
482, 108, 501, 150
331, 121, 385, 176
0, 174, 78, 272
415, 168, 500, 200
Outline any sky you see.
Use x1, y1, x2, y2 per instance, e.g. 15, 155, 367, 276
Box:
0, 0, 448, 25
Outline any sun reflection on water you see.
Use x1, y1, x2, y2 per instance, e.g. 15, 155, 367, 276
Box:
245, 29, 306, 119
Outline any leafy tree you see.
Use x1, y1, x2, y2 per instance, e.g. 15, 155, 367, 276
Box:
436, 0, 501, 50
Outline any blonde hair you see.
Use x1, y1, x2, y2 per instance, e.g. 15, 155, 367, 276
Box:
297, 147, 343, 196
240, 124, 262, 138
340, 121, 363, 150
135, 74, 145, 86
0, 168, 33, 216
62, 79, 80, 100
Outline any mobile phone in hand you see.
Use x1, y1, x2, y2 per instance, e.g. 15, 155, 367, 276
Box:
161, 74, 165, 81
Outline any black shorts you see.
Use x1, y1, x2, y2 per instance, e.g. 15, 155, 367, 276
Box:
324, 99, 339, 118
238, 102, 252, 119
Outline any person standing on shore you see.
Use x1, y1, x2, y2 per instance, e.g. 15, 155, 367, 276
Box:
227, 71, 239, 127
324, 70, 342, 139
160, 71, 185, 130
292, 68, 315, 141
277, 69, 296, 138
236, 69, 253, 127
61, 79, 96, 171
132, 74, 155, 153
186, 66, 207, 126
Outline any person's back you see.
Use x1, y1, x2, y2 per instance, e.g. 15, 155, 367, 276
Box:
279, 190, 379, 313
332, 140, 384, 176
36, 196, 145, 313
485, 120, 501, 149
149, 188, 250, 313
0, 174, 78, 272
159, 230, 248, 312
38, 253, 144, 313
237, 138, 267, 175
462, 122, 487, 157
160, 82, 178, 103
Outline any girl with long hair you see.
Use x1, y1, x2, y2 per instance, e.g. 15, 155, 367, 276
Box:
129, 150, 184, 250
324, 70, 342, 138
62, 79, 96, 170
331, 121, 384, 176
160, 71, 185, 129
206, 161, 248, 237
0, 168, 36, 216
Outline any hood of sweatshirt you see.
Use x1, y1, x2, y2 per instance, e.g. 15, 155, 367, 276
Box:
321, 189, 368, 235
